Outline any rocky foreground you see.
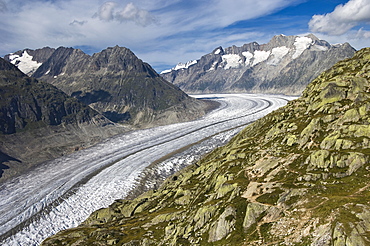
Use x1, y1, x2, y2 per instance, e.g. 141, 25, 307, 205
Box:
42, 48, 370, 245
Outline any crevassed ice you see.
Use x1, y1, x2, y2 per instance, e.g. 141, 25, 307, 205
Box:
293, 37, 313, 59
9, 51, 42, 75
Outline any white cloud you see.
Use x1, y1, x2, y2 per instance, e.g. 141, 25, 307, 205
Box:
94, 1, 117, 21
356, 27, 370, 38
116, 3, 157, 26
309, 0, 370, 36
93, 2, 157, 27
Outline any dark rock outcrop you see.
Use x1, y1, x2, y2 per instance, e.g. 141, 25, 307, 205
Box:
0, 57, 98, 134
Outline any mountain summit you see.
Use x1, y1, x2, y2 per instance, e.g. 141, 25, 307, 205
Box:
161, 34, 356, 95
43, 48, 370, 245
6, 46, 212, 127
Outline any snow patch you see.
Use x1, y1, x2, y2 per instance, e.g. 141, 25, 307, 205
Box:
293, 37, 313, 59
214, 48, 221, 55
160, 69, 172, 74
208, 61, 219, 71
252, 50, 270, 66
8, 51, 42, 75
268, 46, 290, 65
222, 54, 243, 69
242, 51, 254, 66
313, 44, 329, 51
160, 60, 197, 74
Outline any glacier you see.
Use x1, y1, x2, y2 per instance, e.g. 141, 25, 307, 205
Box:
0, 93, 295, 245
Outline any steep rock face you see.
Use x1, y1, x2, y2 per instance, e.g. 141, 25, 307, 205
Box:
27, 46, 210, 126
43, 48, 370, 245
0, 57, 98, 134
161, 34, 356, 95
0, 58, 123, 181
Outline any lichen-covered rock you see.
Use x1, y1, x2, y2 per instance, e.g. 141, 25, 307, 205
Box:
243, 203, 268, 231
208, 206, 236, 242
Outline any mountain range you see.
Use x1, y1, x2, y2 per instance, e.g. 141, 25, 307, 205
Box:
161, 34, 356, 95
5, 46, 213, 127
42, 47, 370, 245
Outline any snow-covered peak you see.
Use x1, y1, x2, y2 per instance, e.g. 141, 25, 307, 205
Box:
160, 60, 197, 74
292, 36, 314, 59
8, 51, 42, 75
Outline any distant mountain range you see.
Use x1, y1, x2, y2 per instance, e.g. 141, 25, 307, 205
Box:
161, 34, 356, 95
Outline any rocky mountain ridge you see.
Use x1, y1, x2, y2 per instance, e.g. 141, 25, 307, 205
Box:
5, 46, 212, 127
4, 47, 55, 76
43, 48, 370, 245
0, 57, 126, 181
161, 34, 356, 95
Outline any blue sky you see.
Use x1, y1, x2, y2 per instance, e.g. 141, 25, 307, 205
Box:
0, 0, 369, 72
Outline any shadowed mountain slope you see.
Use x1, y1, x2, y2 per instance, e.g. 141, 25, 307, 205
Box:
0, 58, 124, 182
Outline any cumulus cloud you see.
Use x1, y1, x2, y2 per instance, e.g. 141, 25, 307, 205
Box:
116, 3, 157, 26
94, 2, 157, 26
309, 0, 370, 35
94, 1, 117, 21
